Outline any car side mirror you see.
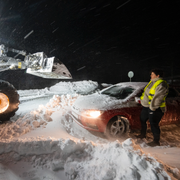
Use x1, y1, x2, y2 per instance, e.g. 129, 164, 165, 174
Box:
135, 97, 141, 104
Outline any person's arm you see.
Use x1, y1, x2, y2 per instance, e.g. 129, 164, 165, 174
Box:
149, 82, 168, 111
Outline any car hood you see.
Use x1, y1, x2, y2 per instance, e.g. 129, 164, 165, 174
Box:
73, 93, 126, 111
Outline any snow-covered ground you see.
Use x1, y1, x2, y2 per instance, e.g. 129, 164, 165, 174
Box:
0, 80, 180, 180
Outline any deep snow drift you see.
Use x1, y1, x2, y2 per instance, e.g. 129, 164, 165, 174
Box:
0, 80, 180, 180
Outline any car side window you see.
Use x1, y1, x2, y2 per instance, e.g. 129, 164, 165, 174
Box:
101, 86, 135, 99
117, 87, 134, 99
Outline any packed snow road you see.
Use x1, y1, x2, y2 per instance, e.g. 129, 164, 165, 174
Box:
0, 81, 180, 180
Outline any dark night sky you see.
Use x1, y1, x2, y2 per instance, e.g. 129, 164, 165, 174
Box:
0, 0, 180, 89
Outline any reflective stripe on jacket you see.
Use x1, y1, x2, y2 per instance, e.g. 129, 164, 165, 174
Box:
140, 79, 168, 108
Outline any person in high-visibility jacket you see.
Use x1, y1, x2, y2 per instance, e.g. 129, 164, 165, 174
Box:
136, 68, 169, 147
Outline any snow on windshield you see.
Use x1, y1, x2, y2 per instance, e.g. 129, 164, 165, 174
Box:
72, 82, 146, 112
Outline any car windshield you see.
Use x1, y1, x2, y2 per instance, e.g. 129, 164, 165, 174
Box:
101, 86, 135, 99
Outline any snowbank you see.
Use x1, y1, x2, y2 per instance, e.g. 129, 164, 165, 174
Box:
0, 94, 79, 140
18, 80, 98, 102
49, 80, 98, 95
0, 137, 175, 180
1, 80, 98, 140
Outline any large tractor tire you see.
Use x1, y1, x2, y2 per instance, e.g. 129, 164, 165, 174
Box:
0, 80, 19, 122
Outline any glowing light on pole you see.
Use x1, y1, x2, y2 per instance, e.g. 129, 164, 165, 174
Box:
128, 71, 134, 82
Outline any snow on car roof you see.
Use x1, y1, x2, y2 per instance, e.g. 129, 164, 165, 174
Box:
115, 82, 148, 89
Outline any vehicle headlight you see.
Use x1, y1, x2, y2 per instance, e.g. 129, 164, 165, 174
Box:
82, 110, 103, 118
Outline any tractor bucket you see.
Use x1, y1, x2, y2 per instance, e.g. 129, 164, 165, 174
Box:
26, 52, 72, 79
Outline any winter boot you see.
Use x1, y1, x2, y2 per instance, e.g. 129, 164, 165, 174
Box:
147, 140, 160, 147
135, 134, 146, 139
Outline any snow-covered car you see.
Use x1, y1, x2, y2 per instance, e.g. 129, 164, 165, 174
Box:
69, 82, 180, 138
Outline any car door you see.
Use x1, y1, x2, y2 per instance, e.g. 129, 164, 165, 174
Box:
111, 87, 143, 129
161, 87, 180, 125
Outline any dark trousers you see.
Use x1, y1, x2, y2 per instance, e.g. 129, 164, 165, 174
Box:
140, 107, 164, 142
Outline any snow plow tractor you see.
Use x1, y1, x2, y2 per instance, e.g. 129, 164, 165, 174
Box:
0, 44, 72, 122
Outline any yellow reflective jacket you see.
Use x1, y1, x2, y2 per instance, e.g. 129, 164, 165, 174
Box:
140, 79, 168, 108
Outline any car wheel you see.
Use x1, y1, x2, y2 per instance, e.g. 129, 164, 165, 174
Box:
0, 80, 19, 122
106, 116, 129, 138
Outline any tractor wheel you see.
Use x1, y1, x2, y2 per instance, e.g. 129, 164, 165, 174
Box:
0, 80, 19, 122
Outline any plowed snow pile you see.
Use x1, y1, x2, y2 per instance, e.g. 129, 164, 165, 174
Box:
0, 94, 79, 140
0, 80, 180, 180
0, 138, 175, 180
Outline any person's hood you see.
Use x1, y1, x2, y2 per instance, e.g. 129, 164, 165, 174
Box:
151, 77, 162, 82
